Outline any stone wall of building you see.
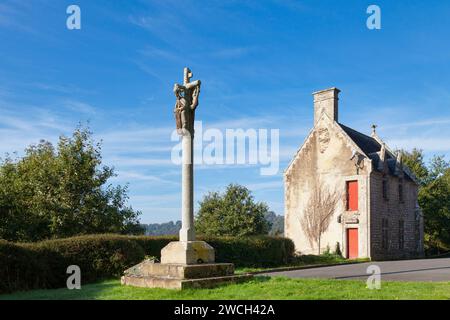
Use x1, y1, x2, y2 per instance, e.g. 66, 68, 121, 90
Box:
369, 171, 423, 260
285, 115, 372, 258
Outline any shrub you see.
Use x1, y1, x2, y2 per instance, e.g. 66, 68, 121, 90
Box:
334, 242, 342, 257
131, 235, 294, 267
200, 236, 295, 267
132, 235, 177, 259
34, 235, 145, 283
0, 235, 144, 294
0, 239, 46, 293
0, 234, 295, 294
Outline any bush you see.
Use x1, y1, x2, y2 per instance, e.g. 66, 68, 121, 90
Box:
0, 235, 145, 294
200, 236, 295, 267
334, 242, 342, 257
0, 234, 295, 294
0, 239, 47, 293
132, 235, 177, 259
132, 235, 294, 267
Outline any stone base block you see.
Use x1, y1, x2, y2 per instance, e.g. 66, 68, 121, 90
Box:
121, 259, 253, 290
121, 273, 253, 290
161, 241, 215, 264
124, 259, 234, 279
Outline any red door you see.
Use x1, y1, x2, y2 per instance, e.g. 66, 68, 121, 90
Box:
347, 228, 358, 259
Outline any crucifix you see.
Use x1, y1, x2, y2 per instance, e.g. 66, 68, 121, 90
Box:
121, 68, 244, 287
173, 67, 201, 242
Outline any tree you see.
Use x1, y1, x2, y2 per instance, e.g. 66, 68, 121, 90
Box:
0, 126, 143, 242
264, 211, 284, 236
400, 148, 429, 185
300, 183, 340, 254
195, 184, 271, 237
400, 149, 450, 253
419, 167, 450, 253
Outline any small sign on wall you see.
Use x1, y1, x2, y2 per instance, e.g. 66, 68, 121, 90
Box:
345, 216, 359, 224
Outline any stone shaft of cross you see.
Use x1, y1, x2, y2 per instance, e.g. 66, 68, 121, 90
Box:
180, 130, 195, 242
177, 67, 198, 242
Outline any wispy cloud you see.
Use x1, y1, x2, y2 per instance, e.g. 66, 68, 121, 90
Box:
62, 100, 97, 115
0, 1, 43, 34
247, 180, 283, 191
128, 11, 190, 48
380, 118, 450, 130
372, 115, 450, 155
211, 47, 254, 59
138, 46, 181, 62
107, 157, 174, 167
31, 82, 94, 95
0, 2, 23, 29
0, 106, 71, 157
132, 60, 165, 80
386, 138, 450, 153
99, 126, 173, 143
112, 170, 178, 185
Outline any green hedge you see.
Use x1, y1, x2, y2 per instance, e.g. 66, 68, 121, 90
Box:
0, 235, 145, 294
132, 235, 295, 267
0, 234, 294, 294
200, 236, 294, 267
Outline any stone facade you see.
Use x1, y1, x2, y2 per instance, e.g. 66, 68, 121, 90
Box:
285, 88, 424, 260
370, 171, 423, 260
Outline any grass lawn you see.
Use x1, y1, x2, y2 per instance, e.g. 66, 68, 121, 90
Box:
236, 255, 369, 273
1, 277, 449, 300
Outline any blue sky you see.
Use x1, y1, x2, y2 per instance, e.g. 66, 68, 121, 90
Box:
0, 0, 449, 223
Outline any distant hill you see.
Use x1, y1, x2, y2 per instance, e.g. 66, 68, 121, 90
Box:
142, 221, 181, 236
142, 213, 284, 237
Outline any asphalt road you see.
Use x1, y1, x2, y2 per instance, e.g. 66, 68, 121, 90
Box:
263, 258, 450, 282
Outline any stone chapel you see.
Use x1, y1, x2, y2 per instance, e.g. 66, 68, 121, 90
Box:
284, 88, 424, 260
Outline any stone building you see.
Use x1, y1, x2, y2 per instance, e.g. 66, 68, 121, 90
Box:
284, 88, 424, 260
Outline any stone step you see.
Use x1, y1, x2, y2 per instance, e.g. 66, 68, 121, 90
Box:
124, 261, 235, 279
121, 273, 253, 290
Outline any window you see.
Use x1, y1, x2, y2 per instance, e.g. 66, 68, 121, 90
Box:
382, 176, 388, 200
399, 220, 404, 250
398, 179, 404, 203
382, 218, 389, 250
346, 180, 358, 211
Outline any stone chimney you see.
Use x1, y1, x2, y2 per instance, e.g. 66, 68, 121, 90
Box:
313, 87, 340, 125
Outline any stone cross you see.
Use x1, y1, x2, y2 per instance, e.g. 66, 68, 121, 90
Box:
173, 67, 201, 242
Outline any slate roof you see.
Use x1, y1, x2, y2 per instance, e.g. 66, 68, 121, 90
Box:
338, 123, 381, 155
338, 123, 415, 182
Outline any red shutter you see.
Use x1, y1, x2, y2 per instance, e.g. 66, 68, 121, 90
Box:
347, 181, 358, 211
347, 228, 359, 259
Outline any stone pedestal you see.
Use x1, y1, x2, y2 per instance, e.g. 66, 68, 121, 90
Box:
161, 241, 214, 264
121, 259, 252, 290
121, 240, 252, 290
